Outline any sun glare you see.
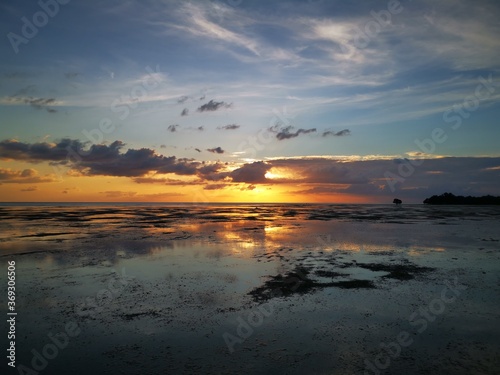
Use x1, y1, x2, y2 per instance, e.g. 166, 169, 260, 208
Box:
265, 167, 295, 180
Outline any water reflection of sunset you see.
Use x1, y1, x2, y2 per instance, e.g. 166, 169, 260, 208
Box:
2, 205, 492, 259
263, 225, 285, 234
221, 232, 257, 253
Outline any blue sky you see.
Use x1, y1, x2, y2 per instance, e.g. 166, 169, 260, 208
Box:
0, 0, 499, 202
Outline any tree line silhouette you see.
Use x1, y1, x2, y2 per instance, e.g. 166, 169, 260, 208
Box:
423, 192, 500, 205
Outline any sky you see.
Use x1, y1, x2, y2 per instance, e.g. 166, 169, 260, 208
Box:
0, 0, 499, 203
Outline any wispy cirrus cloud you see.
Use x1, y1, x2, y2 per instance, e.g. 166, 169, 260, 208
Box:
171, 2, 261, 57
1, 96, 59, 113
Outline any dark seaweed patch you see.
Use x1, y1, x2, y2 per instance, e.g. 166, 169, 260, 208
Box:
356, 262, 434, 280
119, 311, 161, 320
249, 266, 314, 302
329, 280, 376, 289
314, 270, 348, 278
18, 232, 76, 238
249, 266, 376, 302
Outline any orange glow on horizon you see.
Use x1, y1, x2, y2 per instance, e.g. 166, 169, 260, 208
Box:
0, 162, 379, 203
0, 179, 377, 203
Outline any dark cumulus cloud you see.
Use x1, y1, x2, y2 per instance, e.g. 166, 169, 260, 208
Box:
181, 108, 189, 116
0, 168, 56, 184
167, 124, 180, 132
230, 161, 271, 183
270, 156, 500, 201
273, 125, 316, 140
3, 137, 500, 201
198, 163, 223, 175
218, 124, 240, 130
76, 143, 200, 177
197, 100, 232, 112
0, 138, 85, 162
207, 147, 224, 154
0, 138, 226, 179
322, 129, 351, 137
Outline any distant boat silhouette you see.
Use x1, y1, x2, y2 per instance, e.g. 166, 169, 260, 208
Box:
393, 198, 402, 205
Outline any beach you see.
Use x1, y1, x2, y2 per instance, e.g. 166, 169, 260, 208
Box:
1, 204, 499, 374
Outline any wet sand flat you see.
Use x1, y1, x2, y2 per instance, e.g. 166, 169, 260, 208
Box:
1, 204, 499, 374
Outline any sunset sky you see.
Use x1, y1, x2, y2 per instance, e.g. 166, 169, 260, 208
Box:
1, 0, 499, 203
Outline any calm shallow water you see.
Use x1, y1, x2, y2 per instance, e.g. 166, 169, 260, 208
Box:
1, 204, 499, 374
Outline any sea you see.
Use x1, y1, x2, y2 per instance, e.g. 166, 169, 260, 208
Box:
1, 203, 499, 374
